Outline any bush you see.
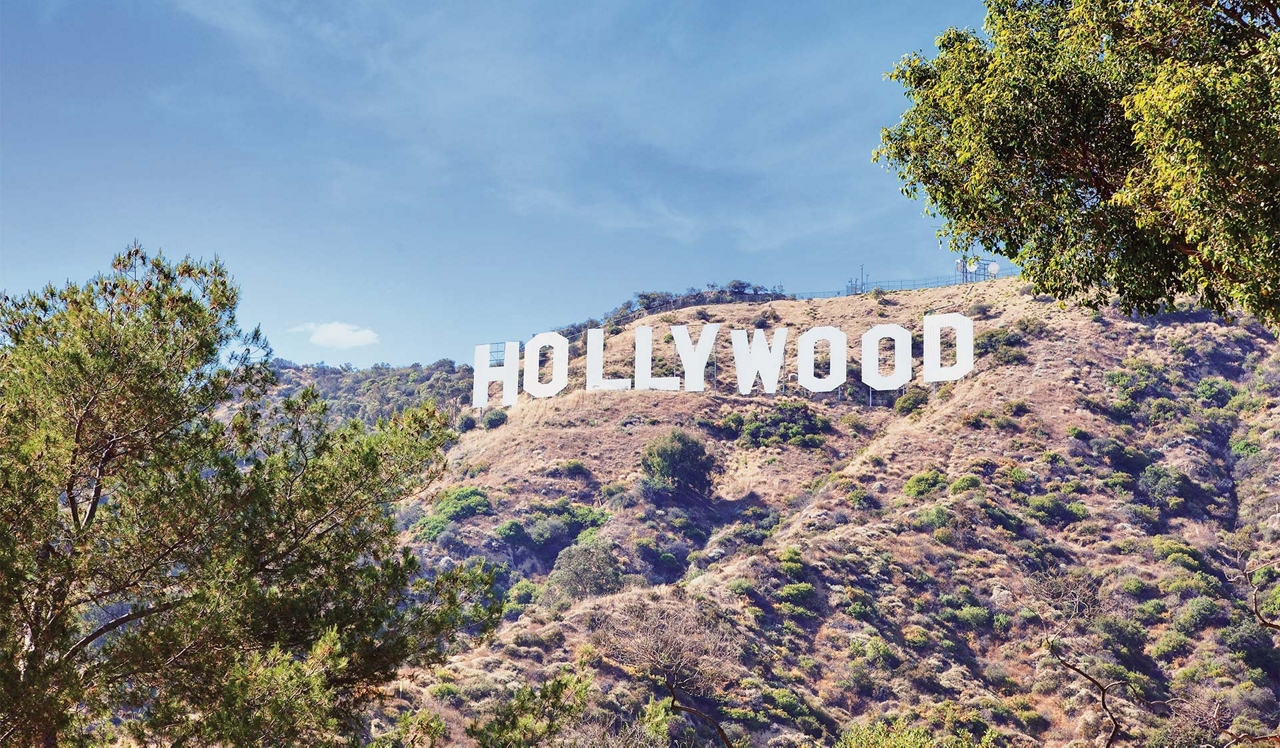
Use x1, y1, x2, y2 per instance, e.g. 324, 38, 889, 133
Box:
414, 486, 493, 541
903, 470, 947, 497
494, 519, 530, 545
456, 412, 477, 432
483, 408, 508, 429
703, 400, 831, 448
955, 605, 991, 630
1004, 400, 1031, 416
975, 328, 1027, 364
778, 547, 805, 578
1118, 577, 1153, 598
1193, 376, 1237, 407
1026, 494, 1088, 527
1150, 631, 1190, 660
435, 486, 492, 521
1172, 597, 1220, 634
776, 582, 817, 604
949, 475, 981, 494
913, 505, 952, 531
547, 541, 623, 601
640, 429, 716, 495
894, 387, 929, 415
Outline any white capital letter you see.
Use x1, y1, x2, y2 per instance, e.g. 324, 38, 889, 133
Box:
634, 327, 681, 391
586, 328, 631, 391
524, 332, 569, 398
730, 328, 788, 395
671, 324, 719, 392
923, 313, 974, 383
861, 324, 912, 391
473, 342, 520, 408
797, 326, 847, 393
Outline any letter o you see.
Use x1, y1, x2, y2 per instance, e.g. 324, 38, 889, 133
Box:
861, 324, 912, 390
523, 332, 569, 398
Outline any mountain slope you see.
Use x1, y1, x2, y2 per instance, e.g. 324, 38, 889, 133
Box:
377, 278, 1280, 747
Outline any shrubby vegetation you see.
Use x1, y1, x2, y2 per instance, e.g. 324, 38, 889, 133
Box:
697, 400, 831, 448
413, 486, 493, 541
640, 429, 716, 495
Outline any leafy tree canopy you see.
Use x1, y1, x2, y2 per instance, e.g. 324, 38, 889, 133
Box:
0, 245, 502, 744
876, 0, 1280, 324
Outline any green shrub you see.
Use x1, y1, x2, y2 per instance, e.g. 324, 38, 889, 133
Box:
1229, 437, 1261, 457
1150, 631, 1190, 660
482, 408, 508, 429
1004, 400, 1031, 416
1094, 616, 1148, 667
1066, 425, 1090, 440
1172, 597, 1220, 634
1133, 599, 1167, 624
894, 387, 929, 415
955, 605, 992, 630
913, 505, 952, 531
1193, 376, 1237, 406
727, 578, 754, 596
703, 400, 831, 448
494, 519, 529, 545
1014, 317, 1049, 337
547, 541, 623, 601
778, 547, 805, 578
456, 412, 477, 432
903, 626, 930, 648
1118, 577, 1153, 598
903, 470, 947, 497
776, 582, 817, 604
975, 328, 1027, 363
836, 720, 989, 747
640, 429, 716, 495
1001, 465, 1033, 489
1152, 536, 1200, 565
415, 486, 493, 540
949, 475, 981, 494
1026, 494, 1087, 526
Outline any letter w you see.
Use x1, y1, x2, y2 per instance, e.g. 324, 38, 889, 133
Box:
730, 328, 788, 395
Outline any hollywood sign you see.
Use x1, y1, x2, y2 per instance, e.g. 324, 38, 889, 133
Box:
472, 314, 974, 408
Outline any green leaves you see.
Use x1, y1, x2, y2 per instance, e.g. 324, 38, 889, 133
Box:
464, 669, 591, 747
0, 247, 501, 743
877, 0, 1280, 325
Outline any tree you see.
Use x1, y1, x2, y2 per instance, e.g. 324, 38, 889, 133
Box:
600, 595, 738, 748
0, 246, 502, 744
545, 541, 624, 603
640, 429, 716, 496
876, 0, 1280, 325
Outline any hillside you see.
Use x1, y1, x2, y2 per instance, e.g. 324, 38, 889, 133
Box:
368, 278, 1279, 747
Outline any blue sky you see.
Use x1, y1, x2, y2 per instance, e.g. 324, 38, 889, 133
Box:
1, 1, 986, 367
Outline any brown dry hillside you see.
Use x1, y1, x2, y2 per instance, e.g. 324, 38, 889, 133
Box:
378, 278, 1280, 747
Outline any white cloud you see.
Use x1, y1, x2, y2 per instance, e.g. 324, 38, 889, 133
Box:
288, 322, 380, 349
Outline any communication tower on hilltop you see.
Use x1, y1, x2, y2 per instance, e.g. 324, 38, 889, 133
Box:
956, 257, 1000, 283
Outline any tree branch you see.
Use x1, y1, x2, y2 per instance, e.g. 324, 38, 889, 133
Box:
664, 681, 733, 748
60, 598, 186, 665
1047, 637, 1126, 748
